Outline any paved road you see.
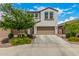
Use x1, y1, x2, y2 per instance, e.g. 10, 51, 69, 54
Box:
0, 35, 79, 56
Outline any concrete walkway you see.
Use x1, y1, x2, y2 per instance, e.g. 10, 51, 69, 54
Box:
0, 35, 79, 56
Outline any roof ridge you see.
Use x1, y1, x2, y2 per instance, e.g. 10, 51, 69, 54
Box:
28, 7, 58, 13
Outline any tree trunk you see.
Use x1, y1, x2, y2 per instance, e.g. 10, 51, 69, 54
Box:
17, 29, 26, 37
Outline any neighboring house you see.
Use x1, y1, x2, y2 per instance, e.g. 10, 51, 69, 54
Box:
58, 19, 79, 35
58, 23, 65, 34
27, 7, 59, 35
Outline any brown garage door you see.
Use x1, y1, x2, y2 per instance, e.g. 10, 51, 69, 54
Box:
37, 27, 55, 35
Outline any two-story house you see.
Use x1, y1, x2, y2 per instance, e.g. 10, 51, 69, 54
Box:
27, 7, 59, 35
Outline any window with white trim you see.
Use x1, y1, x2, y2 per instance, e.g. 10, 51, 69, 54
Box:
44, 12, 48, 20
50, 12, 54, 20
44, 11, 54, 20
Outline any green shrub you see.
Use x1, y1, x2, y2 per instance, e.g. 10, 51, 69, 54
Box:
68, 37, 79, 42
66, 32, 76, 38
8, 33, 14, 39
9, 37, 32, 46
66, 33, 70, 38
27, 34, 33, 38
71, 32, 76, 37
21, 34, 25, 37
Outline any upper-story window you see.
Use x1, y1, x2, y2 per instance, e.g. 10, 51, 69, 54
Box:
50, 12, 54, 19
44, 11, 54, 20
45, 12, 48, 20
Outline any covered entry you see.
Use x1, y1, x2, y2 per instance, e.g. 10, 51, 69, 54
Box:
37, 27, 55, 35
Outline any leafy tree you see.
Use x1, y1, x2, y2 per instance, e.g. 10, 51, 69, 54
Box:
64, 19, 79, 37
0, 3, 35, 37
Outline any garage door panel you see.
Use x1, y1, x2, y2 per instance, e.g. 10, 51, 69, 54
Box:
37, 27, 55, 35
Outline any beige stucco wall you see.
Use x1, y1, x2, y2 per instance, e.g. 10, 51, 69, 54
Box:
34, 8, 58, 35
35, 9, 58, 27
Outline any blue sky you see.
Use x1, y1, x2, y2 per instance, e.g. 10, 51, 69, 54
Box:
12, 3, 79, 23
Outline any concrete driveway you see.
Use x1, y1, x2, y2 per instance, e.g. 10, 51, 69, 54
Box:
0, 35, 79, 56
